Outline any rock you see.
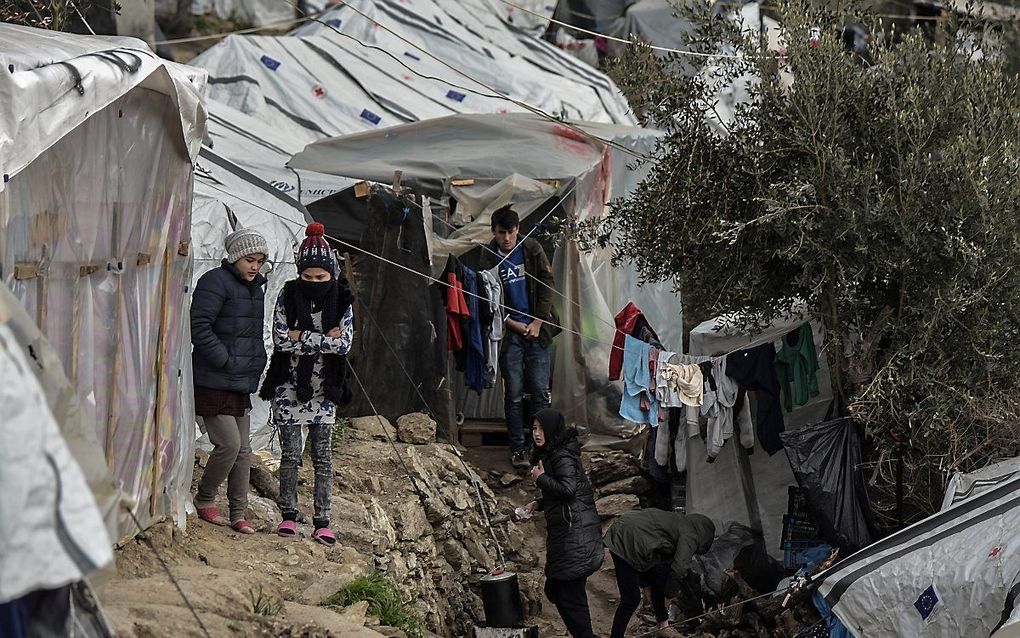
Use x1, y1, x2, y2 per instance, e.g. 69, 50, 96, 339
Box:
586, 451, 640, 487
351, 415, 398, 441
499, 473, 523, 487
249, 460, 280, 501
376, 627, 408, 638
396, 498, 433, 541
442, 539, 472, 571
441, 485, 471, 511
599, 476, 651, 497
299, 572, 359, 605
339, 600, 371, 626
596, 494, 639, 519
247, 494, 283, 531
334, 496, 370, 526
282, 602, 386, 637
396, 413, 438, 445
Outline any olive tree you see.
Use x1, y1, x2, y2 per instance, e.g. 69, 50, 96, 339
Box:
586, 1, 1020, 523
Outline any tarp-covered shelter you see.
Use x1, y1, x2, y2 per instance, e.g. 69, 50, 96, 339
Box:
815, 466, 1020, 637
0, 283, 114, 606
0, 24, 207, 538
684, 312, 834, 558
290, 112, 674, 439
187, 0, 637, 208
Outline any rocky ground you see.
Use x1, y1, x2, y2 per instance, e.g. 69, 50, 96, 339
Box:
98, 413, 641, 637
98, 413, 819, 638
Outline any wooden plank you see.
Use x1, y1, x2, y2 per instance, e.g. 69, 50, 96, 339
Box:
150, 248, 174, 516
13, 263, 38, 280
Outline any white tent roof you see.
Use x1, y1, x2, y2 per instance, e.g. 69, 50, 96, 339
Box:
816, 474, 1020, 637
0, 24, 206, 189
289, 0, 635, 124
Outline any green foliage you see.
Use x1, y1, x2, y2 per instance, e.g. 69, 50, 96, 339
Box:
591, 0, 1020, 522
322, 572, 425, 638
247, 585, 280, 617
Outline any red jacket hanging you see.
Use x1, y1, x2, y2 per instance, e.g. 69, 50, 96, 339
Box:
610, 302, 662, 380
446, 272, 470, 351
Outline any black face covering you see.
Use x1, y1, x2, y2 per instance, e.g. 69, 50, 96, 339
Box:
298, 278, 333, 301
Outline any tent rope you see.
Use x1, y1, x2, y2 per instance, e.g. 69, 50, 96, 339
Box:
124, 506, 212, 638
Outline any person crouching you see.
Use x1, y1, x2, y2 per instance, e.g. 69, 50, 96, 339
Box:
260, 222, 353, 546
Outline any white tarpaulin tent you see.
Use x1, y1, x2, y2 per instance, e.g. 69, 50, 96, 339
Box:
291, 112, 674, 438
685, 310, 833, 557
0, 24, 207, 538
816, 469, 1020, 637
290, 0, 635, 125
191, 0, 296, 28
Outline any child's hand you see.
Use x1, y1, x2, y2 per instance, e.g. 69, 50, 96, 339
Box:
288, 329, 302, 341
327, 327, 342, 338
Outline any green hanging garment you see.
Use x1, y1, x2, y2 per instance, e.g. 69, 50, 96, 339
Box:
774, 323, 820, 412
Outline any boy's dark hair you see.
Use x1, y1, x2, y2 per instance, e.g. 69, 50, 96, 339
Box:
491, 206, 520, 231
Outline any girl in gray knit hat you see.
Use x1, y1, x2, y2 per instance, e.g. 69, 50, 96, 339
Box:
190, 227, 270, 534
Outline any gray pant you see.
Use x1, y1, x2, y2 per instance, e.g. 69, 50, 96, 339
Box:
195, 413, 251, 522
278, 423, 333, 528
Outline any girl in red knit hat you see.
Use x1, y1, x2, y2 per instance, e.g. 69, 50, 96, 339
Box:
259, 223, 353, 546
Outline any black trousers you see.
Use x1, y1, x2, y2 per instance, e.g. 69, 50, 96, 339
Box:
545, 576, 597, 638
610, 553, 669, 638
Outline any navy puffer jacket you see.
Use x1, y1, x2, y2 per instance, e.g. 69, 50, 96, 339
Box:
191, 260, 267, 394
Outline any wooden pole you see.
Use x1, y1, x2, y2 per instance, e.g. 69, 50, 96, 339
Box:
150, 248, 174, 516
105, 206, 123, 468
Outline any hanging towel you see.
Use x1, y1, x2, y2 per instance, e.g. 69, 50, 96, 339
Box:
620, 335, 658, 425
660, 363, 704, 407
610, 302, 662, 381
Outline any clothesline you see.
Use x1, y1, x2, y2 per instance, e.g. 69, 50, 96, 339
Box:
200, 180, 812, 364
404, 187, 623, 336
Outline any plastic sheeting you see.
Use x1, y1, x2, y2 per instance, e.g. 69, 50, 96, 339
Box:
941, 455, 1020, 511
0, 282, 120, 544
290, 112, 674, 437
290, 112, 635, 276
0, 25, 207, 539
781, 418, 874, 552
815, 475, 1020, 638
288, 0, 635, 125
192, 0, 295, 27
686, 314, 832, 558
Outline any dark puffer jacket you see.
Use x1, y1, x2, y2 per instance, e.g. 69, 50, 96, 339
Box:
535, 428, 604, 581
191, 260, 267, 394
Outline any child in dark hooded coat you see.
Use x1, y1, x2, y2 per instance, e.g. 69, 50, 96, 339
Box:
523, 409, 603, 638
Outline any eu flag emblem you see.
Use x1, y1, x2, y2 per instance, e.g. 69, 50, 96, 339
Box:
914, 584, 940, 620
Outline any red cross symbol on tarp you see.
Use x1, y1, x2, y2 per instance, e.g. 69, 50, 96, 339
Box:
989, 547, 1002, 558
313, 86, 326, 98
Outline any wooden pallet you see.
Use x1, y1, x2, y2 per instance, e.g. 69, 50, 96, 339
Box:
459, 419, 509, 447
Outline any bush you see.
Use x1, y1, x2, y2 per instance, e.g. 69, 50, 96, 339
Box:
322, 571, 425, 638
